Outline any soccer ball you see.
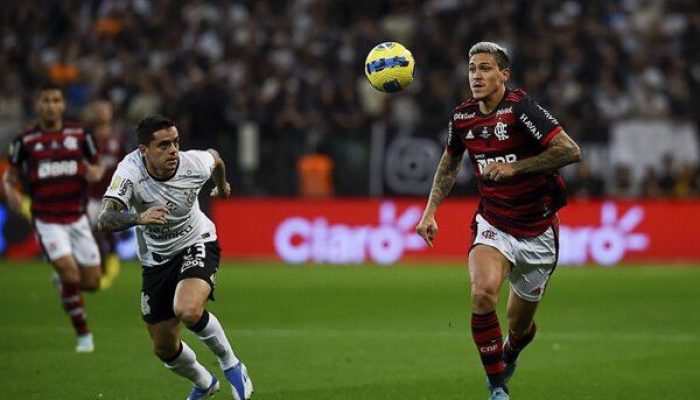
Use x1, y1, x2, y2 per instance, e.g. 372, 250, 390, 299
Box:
364, 42, 415, 93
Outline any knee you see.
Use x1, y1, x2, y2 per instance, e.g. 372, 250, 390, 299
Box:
153, 340, 180, 361
81, 279, 100, 292
471, 285, 499, 313
173, 303, 203, 327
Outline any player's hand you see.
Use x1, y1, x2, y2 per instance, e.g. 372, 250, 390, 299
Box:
415, 213, 438, 248
210, 182, 231, 199
138, 205, 169, 225
481, 162, 517, 182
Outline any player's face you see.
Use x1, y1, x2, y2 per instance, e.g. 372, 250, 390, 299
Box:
468, 53, 509, 100
141, 127, 180, 172
36, 89, 65, 124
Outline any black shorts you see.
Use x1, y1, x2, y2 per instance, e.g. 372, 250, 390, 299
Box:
140, 241, 220, 324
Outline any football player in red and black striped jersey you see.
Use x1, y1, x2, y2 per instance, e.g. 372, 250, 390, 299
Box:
416, 42, 581, 400
3, 82, 107, 353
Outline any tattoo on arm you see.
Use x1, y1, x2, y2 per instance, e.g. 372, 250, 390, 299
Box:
97, 198, 140, 232
426, 151, 463, 213
513, 131, 582, 175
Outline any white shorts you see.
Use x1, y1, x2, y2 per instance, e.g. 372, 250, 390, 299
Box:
34, 215, 101, 267
472, 214, 558, 302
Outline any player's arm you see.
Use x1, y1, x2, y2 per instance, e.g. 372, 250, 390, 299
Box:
207, 149, 231, 199
97, 198, 169, 232
416, 150, 464, 247
482, 131, 581, 182
2, 165, 24, 214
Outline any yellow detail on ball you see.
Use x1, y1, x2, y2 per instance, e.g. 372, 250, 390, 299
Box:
364, 42, 415, 93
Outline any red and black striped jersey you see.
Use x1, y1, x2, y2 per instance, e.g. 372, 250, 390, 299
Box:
88, 132, 127, 199
446, 88, 567, 237
8, 121, 99, 223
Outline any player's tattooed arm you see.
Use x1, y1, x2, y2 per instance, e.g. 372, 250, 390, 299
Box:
426, 151, 463, 214
97, 198, 168, 232
415, 150, 463, 247
207, 148, 232, 199
513, 131, 581, 175
483, 131, 581, 182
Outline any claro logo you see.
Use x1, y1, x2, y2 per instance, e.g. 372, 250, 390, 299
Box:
274, 202, 426, 264
559, 202, 649, 266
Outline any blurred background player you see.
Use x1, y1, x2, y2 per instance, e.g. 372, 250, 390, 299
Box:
85, 100, 127, 289
3, 82, 107, 352
97, 116, 253, 400
416, 42, 581, 400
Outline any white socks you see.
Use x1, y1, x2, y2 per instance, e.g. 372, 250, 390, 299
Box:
195, 312, 239, 370
164, 341, 212, 389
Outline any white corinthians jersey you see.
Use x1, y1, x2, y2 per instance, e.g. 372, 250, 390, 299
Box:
104, 149, 217, 266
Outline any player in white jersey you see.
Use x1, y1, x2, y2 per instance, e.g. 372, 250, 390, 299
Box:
97, 115, 252, 400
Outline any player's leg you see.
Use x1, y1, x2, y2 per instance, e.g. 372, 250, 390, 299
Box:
70, 215, 102, 291
468, 244, 511, 397
502, 289, 538, 383
174, 242, 252, 400
502, 222, 558, 385
148, 318, 219, 398
35, 218, 94, 351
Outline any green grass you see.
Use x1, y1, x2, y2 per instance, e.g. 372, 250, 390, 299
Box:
1, 261, 699, 399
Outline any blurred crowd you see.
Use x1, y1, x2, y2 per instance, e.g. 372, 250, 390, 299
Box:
0, 0, 698, 197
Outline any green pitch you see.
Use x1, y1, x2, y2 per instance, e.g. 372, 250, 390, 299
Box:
1, 261, 699, 400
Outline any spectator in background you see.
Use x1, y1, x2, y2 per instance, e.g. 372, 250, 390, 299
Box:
659, 155, 677, 196
569, 161, 605, 198
640, 166, 664, 198
608, 164, 638, 199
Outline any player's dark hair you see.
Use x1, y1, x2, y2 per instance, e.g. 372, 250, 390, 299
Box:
468, 42, 510, 70
135, 115, 176, 145
37, 82, 64, 96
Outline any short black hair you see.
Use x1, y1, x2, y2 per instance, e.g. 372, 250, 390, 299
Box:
37, 82, 64, 96
135, 115, 176, 145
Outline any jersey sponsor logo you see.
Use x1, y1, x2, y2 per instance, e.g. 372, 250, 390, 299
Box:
536, 104, 559, 125
50, 141, 61, 150
145, 224, 194, 240
494, 122, 509, 141
454, 112, 475, 120
63, 136, 78, 150
37, 160, 78, 179
476, 153, 517, 173
519, 113, 542, 139
496, 106, 513, 116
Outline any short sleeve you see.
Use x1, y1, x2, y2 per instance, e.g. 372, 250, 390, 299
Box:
83, 131, 99, 162
445, 120, 466, 156
8, 137, 27, 166
103, 164, 135, 207
516, 95, 563, 146
188, 150, 216, 180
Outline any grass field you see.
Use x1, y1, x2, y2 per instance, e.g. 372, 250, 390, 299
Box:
1, 261, 699, 400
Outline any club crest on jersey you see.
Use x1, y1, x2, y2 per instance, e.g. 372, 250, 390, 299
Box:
63, 136, 78, 150
494, 122, 509, 141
